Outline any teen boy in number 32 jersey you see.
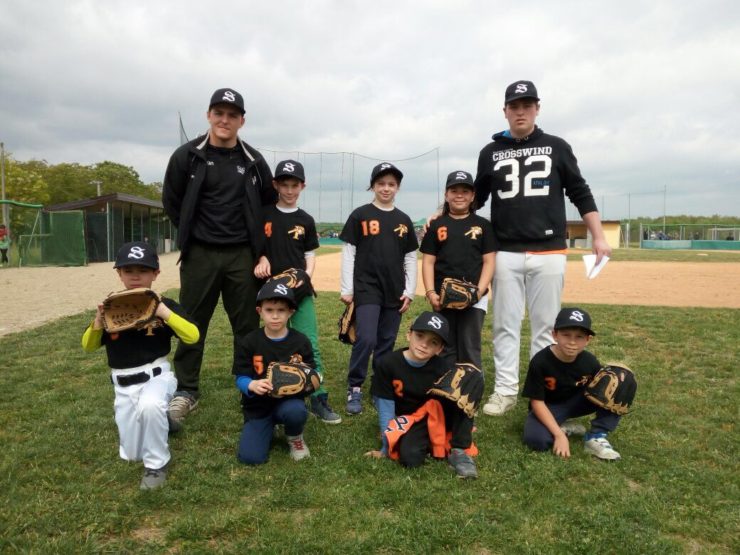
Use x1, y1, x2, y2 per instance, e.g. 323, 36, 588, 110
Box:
474, 80, 611, 416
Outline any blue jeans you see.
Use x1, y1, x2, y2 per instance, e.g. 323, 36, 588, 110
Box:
237, 398, 308, 465
347, 304, 401, 388
522, 393, 621, 451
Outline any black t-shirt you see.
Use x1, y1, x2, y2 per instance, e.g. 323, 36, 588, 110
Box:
232, 328, 315, 419
262, 205, 319, 274
522, 346, 600, 404
190, 144, 250, 245
419, 213, 496, 291
101, 297, 194, 369
370, 349, 451, 416
339, 203, 418, 307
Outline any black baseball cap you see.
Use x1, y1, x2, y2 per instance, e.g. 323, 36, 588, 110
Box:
275, 159, 305, 182
410, 311, 450, 344
256, 280, 297, 309
370, 162, 403, 185
209, 88, 245, 114
553, 307, 595, 336
505, 80, 540, 104
114, 241, 159, 270
445, 170, 474, 190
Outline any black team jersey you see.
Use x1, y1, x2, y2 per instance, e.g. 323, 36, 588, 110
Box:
339, 203, 418, 308
419, 213, 496, 291
370, 349, 451, 416
100, 297, 194, 369
232, 328, 315, 419
474, 126, 598, 252
522, 346, 600, 404
262, 205, 319, 274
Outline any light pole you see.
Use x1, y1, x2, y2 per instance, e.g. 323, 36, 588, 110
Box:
91, 179, 102, 197
1, 142, 7, 226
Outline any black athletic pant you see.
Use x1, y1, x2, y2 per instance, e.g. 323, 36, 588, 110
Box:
173, 242, 258, 397
440, 306, 486, 370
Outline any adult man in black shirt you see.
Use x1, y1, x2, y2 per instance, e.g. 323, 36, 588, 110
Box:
162, 88, 276, 429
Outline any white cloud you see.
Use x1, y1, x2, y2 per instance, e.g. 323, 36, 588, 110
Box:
1, 0, 738, 220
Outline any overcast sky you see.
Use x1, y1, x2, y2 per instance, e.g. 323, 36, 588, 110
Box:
2, 0, 738, 222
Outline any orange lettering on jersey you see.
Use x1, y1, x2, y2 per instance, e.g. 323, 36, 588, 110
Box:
361, 220, 380, 236
392, 379, 404, 397
253, 355, 264, 376
437, 226, 448, 241
544, 377, 556, 390
264, 222, 272, 238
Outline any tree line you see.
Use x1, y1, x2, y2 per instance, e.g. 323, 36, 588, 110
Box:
2, 155, 161, 208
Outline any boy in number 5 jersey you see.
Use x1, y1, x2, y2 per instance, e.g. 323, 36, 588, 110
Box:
339, 163, 418, 415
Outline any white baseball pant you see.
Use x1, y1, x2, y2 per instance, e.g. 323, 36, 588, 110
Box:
111, 357, 177, 470
492, 252, 566, 396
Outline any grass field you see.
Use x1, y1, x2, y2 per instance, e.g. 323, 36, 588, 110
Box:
1, 291, 738, 553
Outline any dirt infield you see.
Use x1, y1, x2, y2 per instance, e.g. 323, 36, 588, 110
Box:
1, 252, 738, 337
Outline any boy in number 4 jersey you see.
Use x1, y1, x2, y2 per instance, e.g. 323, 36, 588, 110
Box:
254, 160, 341, 424
339, 162, 418, 415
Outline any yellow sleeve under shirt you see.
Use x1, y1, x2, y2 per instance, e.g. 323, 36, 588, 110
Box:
167, 311, 200, 344
81, 324, 103, 352
80, 312, 199, 352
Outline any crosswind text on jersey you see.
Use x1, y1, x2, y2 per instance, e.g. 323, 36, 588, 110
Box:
491, 146, 552, 162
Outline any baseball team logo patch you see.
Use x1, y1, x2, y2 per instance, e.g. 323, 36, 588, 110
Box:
569, 310, 585, 322
465, 226, 483, 240
288, 225, 305, 240
128, 246, 145, 260
394, 224, 408, 237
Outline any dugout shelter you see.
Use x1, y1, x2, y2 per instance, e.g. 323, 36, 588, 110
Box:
46, 193, 177, 263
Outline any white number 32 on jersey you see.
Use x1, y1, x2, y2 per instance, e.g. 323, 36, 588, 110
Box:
495, 155, 552, 199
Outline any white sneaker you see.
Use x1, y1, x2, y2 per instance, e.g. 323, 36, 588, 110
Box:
584, 436, 621, 461
482, 392, 517, 416
560, 420, 587, 436
286, 434, 310, 461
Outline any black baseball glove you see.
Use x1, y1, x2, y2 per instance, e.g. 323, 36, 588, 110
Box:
265, 361, 321, 398
269, 268, 315, 305
337, 302, 356, 345
439, 278, 479, 310
584, 364, 637, 416
427, 362, 485, 418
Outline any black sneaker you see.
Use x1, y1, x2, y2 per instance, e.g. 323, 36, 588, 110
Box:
310, 394, 342, 424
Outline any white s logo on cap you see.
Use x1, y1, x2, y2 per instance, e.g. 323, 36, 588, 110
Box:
284, 163, 295, 172
275, 284, 289, 295
515, 84, 528, 94
569, 310, 585, 322
428, 316, 443, 329
128, 246, 145, 260
223, 91, 236, 102
380, 163, 391, 171
456, 172, 468, 180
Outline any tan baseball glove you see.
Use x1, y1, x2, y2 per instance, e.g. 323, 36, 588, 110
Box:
101, 288, 160, 334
